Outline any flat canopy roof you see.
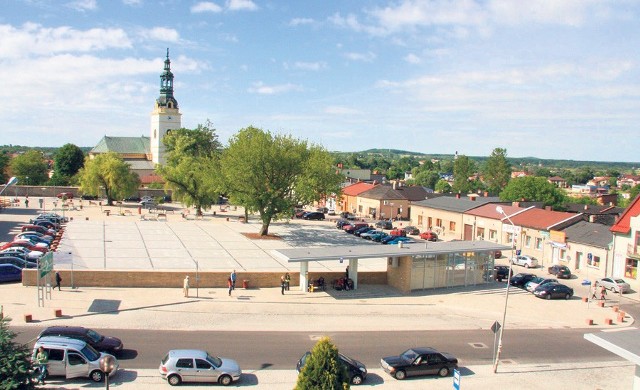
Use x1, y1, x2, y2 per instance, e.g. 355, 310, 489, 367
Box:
584, 328, 640, 365
273, 240, 510, 263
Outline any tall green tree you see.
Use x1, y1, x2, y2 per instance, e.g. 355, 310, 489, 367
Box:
0, 317, 36, 389
414, 170, 440, 189
220, 127, 342, 236
9, 150, 49, 185
452, 155, 475, 194
0, 152, 9, 184
157, 122, 222, 215
435, 179, 452, 193
482, 148, 511, 195
77, 152, 140, 205
500, 176, 566, 208
50, 143, 85, 185
295, 337, 350, 390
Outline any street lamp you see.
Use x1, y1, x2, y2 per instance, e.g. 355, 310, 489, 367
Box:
493, 205, 517, 373
99, 355, 116, 389
0, 177, 18, 197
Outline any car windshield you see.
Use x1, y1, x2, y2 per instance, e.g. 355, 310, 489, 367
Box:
86, 329, 103, 343
401, 349, 418, 361
614, 279, 626, 284
530, 277, 543, 284
339, 353, 355, 365
207, 354, 222, 368
81, 344, 101, 362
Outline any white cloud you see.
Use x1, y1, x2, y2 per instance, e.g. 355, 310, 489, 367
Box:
248, 81, 302, 95
292, 61, 327, 71
191, 2, 223, 13
329, 13, 387, 36
226, 0, 258, 11
66, 0, 97, 12
289, 18, 315, 26
122, 0, 142, 5
324, 106, 361, 115
344, 51, 376, 62
138, 27, 180, 43
404, 53, 421, 64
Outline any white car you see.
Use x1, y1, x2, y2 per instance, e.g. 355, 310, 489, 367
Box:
0, 247, 44, 260
511, 255, 538, 268
525, 277, 557, 292
595, 277, 631, 294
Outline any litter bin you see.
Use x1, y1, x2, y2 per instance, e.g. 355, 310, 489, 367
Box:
138, 206, 141, 214
243, 280, 249, 289
105, 210, 110, 216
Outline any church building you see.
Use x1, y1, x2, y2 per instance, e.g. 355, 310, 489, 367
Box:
89, 49, 182, 184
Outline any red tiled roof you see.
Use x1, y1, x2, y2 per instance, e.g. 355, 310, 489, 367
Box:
140, 174, 164, 184
342, 182, 376, 196
465, 204, 529, 219
611, 195, 640, 234
509, 208, 582, 230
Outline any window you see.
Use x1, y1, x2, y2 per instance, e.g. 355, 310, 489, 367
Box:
588, 255, 601, 268
535, 238, 542, 250
559, 249, 566, 260
436, 218, 442, 227
476, 228, 485, 240
47, 349, 64, 361
176, 358, 194, 369
68, 353, 86, 366
625, 258, 637, 279
417, 215, 423, 225
525, 236, 532, 248
428, 217, 433, 228
196, 359, 211, 369
489, 230, 497, 240
449, 221, 456, 232
358, 205, 363, 213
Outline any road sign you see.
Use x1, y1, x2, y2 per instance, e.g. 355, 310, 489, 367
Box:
453, 368, 460, 390
582, 279, 591, 286
39, 252, 53, 278
491, 321, 501, 333
516, 249, 521, 255
587, 253, 593, 260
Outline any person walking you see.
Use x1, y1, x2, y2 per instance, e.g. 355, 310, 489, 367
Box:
183, 275, 190, 297
227, 277, 233, 296
284, 273, 291, 291
24, 197, 29, 208
35, 346, 49, 385
280, 275, 286, 295
600, 285, 607, 300
230, 270, 237, 290
55, 272, 62, 291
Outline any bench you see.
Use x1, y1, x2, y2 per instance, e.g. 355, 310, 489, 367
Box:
140, 214, 157, 221
157, 213, 167, 221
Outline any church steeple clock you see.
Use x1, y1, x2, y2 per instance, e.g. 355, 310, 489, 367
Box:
150, 49, 182, 165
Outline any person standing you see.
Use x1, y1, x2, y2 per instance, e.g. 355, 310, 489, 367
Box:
280, 275, 286, 295
183, 275, 190, 297
24, 197, 29, 208
230, 270, 237, 290
55, 272, 62, 291
345, 266, 349, 279
600, 285, 607, 300
35, 346, 49, 385
284, 273, 291, 291
227, 277, 233, 296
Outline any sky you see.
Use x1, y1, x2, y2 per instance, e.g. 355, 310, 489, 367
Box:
1, 0, 639, 162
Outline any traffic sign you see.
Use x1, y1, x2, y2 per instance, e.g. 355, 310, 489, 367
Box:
39, 252, 53, 278
516, 249, 521, 255
491, 321, 501, 334
581, 280, 591, 286
453, 368, 460, 390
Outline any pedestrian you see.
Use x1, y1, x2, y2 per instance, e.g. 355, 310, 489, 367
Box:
183, 275, 190, 297
280, 275, 286, 295
35, 346, 48, 385
230, 270, 237, 290
285, 272, 291, 291
600, 285, 607, 300
24, 198, 29, 208
227, 277, 233, 296
55, 272, 62, 291
345, 266, 349, 279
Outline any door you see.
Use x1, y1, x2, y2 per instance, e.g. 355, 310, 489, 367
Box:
66, 352, 89, 379
463, 224, 473, 240
175, 358, 196, 382
45, 348, 66, 377
195, 358, 216, 383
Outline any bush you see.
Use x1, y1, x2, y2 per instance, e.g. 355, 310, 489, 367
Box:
0, 316, 36, 389
295, 337, 349, 390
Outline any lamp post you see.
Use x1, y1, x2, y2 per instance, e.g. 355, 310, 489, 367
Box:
493, 205, 517, 373
99, 355, 116, 389
0, 177, 18, 197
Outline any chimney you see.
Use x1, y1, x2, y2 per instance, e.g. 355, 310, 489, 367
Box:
484, 191, 489, 197
513, 202, 520, 207
456, 193, 460, 199
584, 205, 588, 210
589, 215, 596, 223
393, 182, 397, 190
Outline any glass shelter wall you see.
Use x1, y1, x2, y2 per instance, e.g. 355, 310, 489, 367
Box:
410, 251, 495, 291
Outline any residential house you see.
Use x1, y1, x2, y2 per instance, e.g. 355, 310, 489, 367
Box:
339, 182, 376, 215
463, 204, 532, 244
357, 185, 410, 220
548, 176, 568, 188
563, 204, 624, 226
560, 221, 613, 279
618, 174, 640, 188
588, 177, 611, 187
610, 195, 640, 291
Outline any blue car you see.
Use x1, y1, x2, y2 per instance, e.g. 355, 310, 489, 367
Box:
384, 236, 415, 245
370, 232, 390, 242
0, 264, 22, 283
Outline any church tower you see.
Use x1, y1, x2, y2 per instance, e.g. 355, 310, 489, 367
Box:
150, 49, 182, 165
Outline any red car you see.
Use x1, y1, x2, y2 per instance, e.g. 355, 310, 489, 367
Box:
390, 228, 407, 237
56, 192, 74, 199
344, 223, 368, 234
21, 224, 55, 236
0, 240, 48, 253
419, 231, 438, 241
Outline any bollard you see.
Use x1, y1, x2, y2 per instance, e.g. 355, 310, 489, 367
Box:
54, 309, 62, 317
604, 318, 613, 325
613, 306, 619, 312
585, 319, 594, 325
582, 297, 588, 303
24, 314, 33, 323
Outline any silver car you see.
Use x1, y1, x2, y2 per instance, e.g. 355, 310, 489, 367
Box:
596, 277, 631, 294
159, 349, 241, 386
511, 255, 538, 268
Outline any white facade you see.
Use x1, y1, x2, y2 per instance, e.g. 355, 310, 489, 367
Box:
150, 106, 181, 165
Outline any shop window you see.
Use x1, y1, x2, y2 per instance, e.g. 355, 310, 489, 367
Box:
625, 259, 637, 279
535, 238, 542, 250
476, 227, 485, 240
588, 255, 601, 268
489, 230, 497, 240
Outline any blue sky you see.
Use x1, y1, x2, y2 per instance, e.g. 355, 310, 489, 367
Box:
1, 0, 639, 162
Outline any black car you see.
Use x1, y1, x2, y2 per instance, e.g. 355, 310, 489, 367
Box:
80, 194, 98, 200
354, 226, 374, 237
402, 226, 420, 235
38, 326, 124, 355
123, 196, 141, 202
297, 351, 367, 385
0, 256, 37, 269
533, 282, 574, 300
336, 219, 351, 229
493, 265, 512, 282
303, 212, 325, 220
340, 212, 357, 220
509, 273, 536, 288
381, 347, 458, 380
375, 220, 393, 230
548, 264, 572, 279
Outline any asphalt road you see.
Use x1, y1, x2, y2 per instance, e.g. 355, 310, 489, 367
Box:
12, 327, 619, 370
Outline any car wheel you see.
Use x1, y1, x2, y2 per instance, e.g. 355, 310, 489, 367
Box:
565, 293, 571, 300
438, 367, 450, 377
546, 294, 551, 300
351, 374, 364, 385
168, 374, 181, 386
219, 374, 232, 386
394, 370, 406, 380
90, 370, 104, 383
524, 264, 530, 268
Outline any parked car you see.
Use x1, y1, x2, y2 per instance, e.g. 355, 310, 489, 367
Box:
123, 196, 141, 202
385, 237, 415, 245
360, 229, 382, 240
548, 265, 572, 279
159, 349, 241, 386
389, 228, 407, 237
525, 277, 558, 292
0, 256, 37, 269
80, 194, 98, 200
15, 232, 53, 244
375, 220, 393, 229
370, 232, 390, 242
380, 347, 458, 380
340, 212, 357, 220
13, 236, 50, 248
139, 199, 157, 209
0, 240, 48, 253
336, 219, 351, 229
344, 223, 368, 234
419, 231, 438, 241
1, 246, 45, 260
494, 250, 502, 259
509, 273, 536, 288
0, 263, 22, 282
162, 195, 172, 203
32, 220, 60, 231
354, 226, 374, 237
511, 255, 538, 268
533, 283, 574, 300
32, 336, 119, 383
595, 277, 631, 294
38, 326, 124, 355
303, 212, 325, 220
402, 226, 420, 235
56, 192, 74, 199
297, 351, 367, 385
21, 224, 55, 236
294, 209, 307, 218
493, 265, 512, 282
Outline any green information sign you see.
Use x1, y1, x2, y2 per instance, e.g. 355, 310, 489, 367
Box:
39, 252, 53, 278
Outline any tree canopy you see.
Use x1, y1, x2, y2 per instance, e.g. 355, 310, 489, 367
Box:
0, 317, 36, 389
219, 127, 342, 236
51, 143, 85, 186
9, 150, 49, 186
482, 148, 511, 194
500, 176, 566, 207
295, 337, 350, 390
452, 155, 476, 194
77, 152, 140, 205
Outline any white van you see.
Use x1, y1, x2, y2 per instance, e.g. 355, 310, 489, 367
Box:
32, 336, 119, 382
